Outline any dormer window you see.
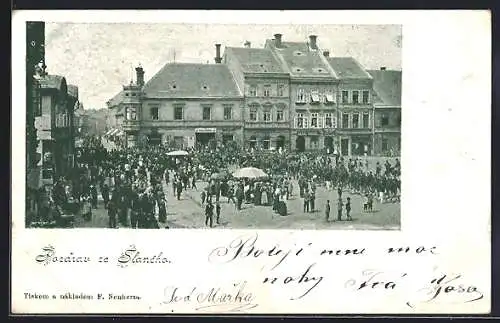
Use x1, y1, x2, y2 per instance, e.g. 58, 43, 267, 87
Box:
293, 67, 302, 73
293, 51, 303, 56
171, 84, 177, 90
202, 84, 209, 91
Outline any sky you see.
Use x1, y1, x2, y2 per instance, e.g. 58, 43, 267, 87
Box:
44, 23, 402, 110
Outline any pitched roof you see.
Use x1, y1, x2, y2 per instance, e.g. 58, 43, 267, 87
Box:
106, 90, 124, 108
39, 75, 66, 90
327, 57, 372, 80
267, 40, 335, 78
367, 70, 402, 106
225, 47, 286, 74
143, 63, 242, 98
68, 84, 79, 99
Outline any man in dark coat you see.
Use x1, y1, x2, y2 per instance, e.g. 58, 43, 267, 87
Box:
205, 200, 214, 228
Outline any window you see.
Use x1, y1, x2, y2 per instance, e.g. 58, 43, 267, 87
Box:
174, 136, 184, 148
363, 112, 370, 128
249, 136, 257, 149
263, 109, 272, 122
362, 90, 370, 104
297, 89, 306, 103
381, 114, 389, 126
352, 113, 360, 128
277, 84, 284, 96
126, 106, 137, 120
149, 107, 158, 120
249, 85, 257, 97
276, 110, 284, 122
249, 108, 258, 121
223, 105, 233, 120
325, 90, 336, 105
262, 136, 270, 150
263, 85, 271, 97
174, 105, 184, 120
223, 134, 233, 143
310, 136, 319, 149
310, 90, 320, 104
342, 113, 349, 128
342, 90, 349, 104
296, 113, 308, 128
325, 113, 336, 128
352, 91, 360, 104
202, 106, 211, 120
310, 113, 319, 128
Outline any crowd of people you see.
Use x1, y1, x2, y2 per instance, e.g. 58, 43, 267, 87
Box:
28, 136, 400, 228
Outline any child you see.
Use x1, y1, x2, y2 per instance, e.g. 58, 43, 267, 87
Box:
346, 197, 352, 221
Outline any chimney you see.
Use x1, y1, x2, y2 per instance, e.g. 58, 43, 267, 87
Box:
135, 65, 144, 86
274, 33, 282, 48
214, 44, 222, 64
309, 35, 318, 50
244, 41, 251, 48
323, 50, 330, 57
380, 66, 387, 71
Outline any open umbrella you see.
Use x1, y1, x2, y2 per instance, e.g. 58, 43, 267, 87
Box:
232, 167, 268, 179
166, 150, 189, 157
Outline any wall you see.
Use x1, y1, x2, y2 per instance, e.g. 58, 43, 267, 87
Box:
374, 108, 401, 129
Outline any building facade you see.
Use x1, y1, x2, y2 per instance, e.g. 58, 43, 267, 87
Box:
118, 57, 244, 149
224, 43, 291, 150
368, 68, 402, 156
107, 35, 401, 156
265, 34, 340, 153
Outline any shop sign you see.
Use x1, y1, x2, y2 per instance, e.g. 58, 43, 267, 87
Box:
195, 128, 216, 133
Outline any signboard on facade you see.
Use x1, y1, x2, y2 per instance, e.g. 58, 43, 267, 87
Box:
195, 128, 216, 133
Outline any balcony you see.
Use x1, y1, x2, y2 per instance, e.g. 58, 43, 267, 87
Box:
244, 121, 289, 129
55, 113, 70, 129
123, 120, 141, 132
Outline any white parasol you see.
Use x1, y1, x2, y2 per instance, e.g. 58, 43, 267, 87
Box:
232, 167, 268, 179
166, 150, 189, 157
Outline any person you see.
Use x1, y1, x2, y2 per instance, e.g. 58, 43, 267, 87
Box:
200, 189, 207, 206
101, 183, 110, 209
205, 200, 214, 228
325, 200, 331, 222
82, 194, 92, 222
158, 193, 167, 224
310, 190, 315, 213
176, 180, 182, 200
215, 201, 221, 225
346, 197, 352, 221
337, 198, 343, 221
303, 190, 310, 213
107, 199, 117, 228
191, 175, 197, 190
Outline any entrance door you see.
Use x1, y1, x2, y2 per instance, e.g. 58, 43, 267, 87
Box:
296, 136, 305, 152
276, 135, 285, 150
148, 134, 162, 146
341, 138, 349, 156
196, 132, 215, 146
325, 137, 334, 153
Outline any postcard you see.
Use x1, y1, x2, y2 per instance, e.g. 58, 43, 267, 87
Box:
11, 10, 491, 314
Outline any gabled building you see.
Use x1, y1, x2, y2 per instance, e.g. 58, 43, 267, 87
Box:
368, 68, 402, 156
224, 42, 291, 150
265, 34, 339, 152
326, 56, 375, 156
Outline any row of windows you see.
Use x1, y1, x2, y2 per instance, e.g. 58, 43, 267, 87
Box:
248, 109, 285, 122
248, 84, 286, 97
294, 113, 338, 129
127, 105, 236, 121
340, 112, 371, 128
296, 89, 371, 105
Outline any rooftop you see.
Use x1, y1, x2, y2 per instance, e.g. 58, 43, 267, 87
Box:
39, 75, 66, 91
367, 69, 402, 106
266, 40, 336, 78
225, 47, 286, 74
106, 90, 124, 108
327, 57, 372, 80
143, 63, 242, 98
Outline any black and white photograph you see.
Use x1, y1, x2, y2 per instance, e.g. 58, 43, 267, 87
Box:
25, 22, 402, 230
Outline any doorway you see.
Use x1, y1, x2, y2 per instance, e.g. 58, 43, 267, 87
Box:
276, 135, 285, 150
196, 132, 215, 146
341, 138, 349, 156
325, 136, 334, 153
296, 136, 305, 152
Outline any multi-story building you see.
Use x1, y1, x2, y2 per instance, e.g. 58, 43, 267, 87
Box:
117, 48, 244, 149
224, 42, 291, 150
326, 56, 375, 156
368, 68, 402, 156
36, 74, 76, 185
265, 34, 340, 152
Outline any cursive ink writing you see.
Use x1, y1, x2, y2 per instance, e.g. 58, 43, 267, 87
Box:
208, 233, 311, 270
163, 281, 258, 312
35, 245, 91, 265
262, 263, 324, 300
345, 269, 406, 291
407, 273, 484, 308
